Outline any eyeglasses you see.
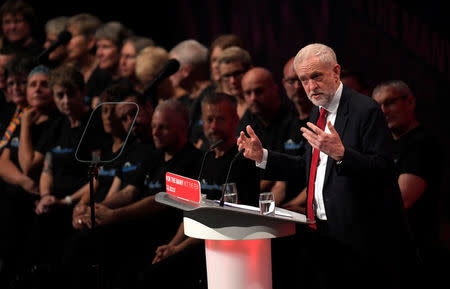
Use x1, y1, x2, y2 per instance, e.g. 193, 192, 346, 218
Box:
221, 70, 246, 81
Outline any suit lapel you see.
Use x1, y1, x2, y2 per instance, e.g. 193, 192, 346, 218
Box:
306, 107, 320, 176
324, 87, 349, 186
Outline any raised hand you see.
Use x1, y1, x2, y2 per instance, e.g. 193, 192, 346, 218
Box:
22, 107, 41, 127
300, 121, 345, 161
237, 125, 264, 163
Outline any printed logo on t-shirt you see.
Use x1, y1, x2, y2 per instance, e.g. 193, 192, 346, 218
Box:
99, 166, 116, 176
52, 146, 73, 154
122, 161, 138, 172
10, 137, 19, 147
284, 138, 304, 151
200, 182, 222, 191
144, 174, 162, 190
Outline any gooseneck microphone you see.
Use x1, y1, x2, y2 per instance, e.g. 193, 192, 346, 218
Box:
197, 139, 224, 181
37, 30, 72, 63
141, 59, 180, 106
219, 148, 244, 207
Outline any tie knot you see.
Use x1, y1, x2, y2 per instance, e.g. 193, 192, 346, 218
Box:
319, 108, 328, 118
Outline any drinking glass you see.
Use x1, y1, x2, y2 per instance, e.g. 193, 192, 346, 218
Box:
222, 183, 238, 204
259, 192, 275, 216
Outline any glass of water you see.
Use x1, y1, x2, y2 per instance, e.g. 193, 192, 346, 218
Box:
259, 192, 275, 216
222, 183, 238, 204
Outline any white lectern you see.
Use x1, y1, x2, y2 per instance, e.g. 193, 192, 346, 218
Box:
155, 192, 311, 289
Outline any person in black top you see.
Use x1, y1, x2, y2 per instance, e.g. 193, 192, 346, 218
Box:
152, 91, 260, 266
198, 91, 260, 205
0, 0, 42, 56
141, 92, 261, 289
0, 65, 59, 280
372, 80, 442, 275
28, 65, 104, 272
65, 13, 112, 106
71, 99, 201, 288
70, 84, 131, 230
237, 67, 304, 205
35, 65, 104, 213
279, 57, 313, 213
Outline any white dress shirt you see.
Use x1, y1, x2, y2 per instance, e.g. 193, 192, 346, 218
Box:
257, 82, 343, 220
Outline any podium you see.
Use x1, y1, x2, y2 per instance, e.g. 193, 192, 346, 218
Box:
155, 192, 311, 289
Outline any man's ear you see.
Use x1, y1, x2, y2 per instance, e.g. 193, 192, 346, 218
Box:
408, 94, 416, 111
333, 64, 341, 82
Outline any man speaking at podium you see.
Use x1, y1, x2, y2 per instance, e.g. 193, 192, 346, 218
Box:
237, 43, 416, 289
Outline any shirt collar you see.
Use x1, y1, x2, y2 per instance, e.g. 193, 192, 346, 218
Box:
320, 81, 343, 114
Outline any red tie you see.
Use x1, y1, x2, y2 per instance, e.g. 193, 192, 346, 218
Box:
307, 108, 328, 229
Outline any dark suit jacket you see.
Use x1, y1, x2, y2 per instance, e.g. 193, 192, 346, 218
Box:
264, 86, 414, 264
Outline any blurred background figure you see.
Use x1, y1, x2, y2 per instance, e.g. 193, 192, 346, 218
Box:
135, 46, 176, 109
168, 39, 211, 110
95, 21, 133, 82
91, 21, 133, 108
340, 69, 370, 96
118, 35, 154, 93
372, 80, 443, 271
208, 34, 245, 89
0, 0, 41, 55
65, 13, 111, 106
43, 16, 69, 68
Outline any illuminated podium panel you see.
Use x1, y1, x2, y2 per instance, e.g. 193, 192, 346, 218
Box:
156, 192, 311, 289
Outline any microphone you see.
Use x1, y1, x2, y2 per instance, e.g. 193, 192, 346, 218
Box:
219, 148, 244, 207
37, 30, 72, 63
141, 59, 180, 106
197, 139, 224, 181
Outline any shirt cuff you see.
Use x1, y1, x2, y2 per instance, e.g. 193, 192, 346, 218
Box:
255, 149, 268, 169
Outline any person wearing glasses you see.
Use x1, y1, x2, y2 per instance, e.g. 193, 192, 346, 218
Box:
217, 46, 252, 119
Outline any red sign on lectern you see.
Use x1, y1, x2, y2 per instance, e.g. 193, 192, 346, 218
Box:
165, 172, 201, 203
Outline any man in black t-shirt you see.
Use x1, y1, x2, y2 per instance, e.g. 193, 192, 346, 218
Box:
79, 100, 201, 287
198, 92, 260, 206
237, 67, 304, 205
142, 92, 260, 289
372, 80, 442, 268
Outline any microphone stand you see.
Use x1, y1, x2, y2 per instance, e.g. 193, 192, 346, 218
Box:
88, 162, 99, 230
74, 102, 139, 289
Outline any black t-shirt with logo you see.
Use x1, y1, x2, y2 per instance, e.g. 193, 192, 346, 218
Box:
36, 111, 105, 198
125, 143, 202, 247
115, 140, 155, 190
199, 144, 260, 206
236, 105, 308, 202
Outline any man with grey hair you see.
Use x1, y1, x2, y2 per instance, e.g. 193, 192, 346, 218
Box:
169, 39, 212, 109
238, 43, 416, 288
373, 80, 442, 272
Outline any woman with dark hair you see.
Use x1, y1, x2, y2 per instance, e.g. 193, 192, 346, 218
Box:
118, 35, 154, 93
0, 0, 42, 55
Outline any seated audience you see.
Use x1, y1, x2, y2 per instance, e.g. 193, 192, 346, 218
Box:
0, 65, 58, 281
